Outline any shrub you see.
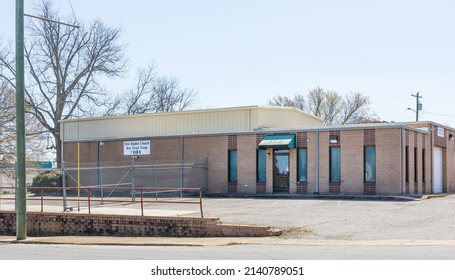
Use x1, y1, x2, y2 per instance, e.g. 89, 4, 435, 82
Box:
31, 170, 62, 195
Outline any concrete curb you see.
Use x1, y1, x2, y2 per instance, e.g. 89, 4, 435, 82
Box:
3, 236, 455, 247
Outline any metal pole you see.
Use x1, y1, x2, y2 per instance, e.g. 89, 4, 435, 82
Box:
315, 130, 319, 194
205, 157, 208, 193
96, 141, 100, 194
179, 137, 184, 197
15, 0, 27, 241
199, 188, 203, 218
14, 161, 17, 210
140, 189, 144, 216
62, 161, 67, 210
77, 142, 80, 212
131, 158, 135, 202
61, 122, 67, 211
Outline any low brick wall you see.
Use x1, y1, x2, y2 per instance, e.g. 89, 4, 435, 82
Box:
0, 211, 280, 237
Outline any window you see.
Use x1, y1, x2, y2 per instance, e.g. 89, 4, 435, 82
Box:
405, 146, 409, 183
330, 147, 341, 183
414, 147, 418, 183
422, 149, 426, 183
228, 150, 237, 182
257, 149, 266, 183
364, 146, 376, 183
297, 148, 308, 182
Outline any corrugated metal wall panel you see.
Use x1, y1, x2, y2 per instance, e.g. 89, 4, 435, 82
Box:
61, 106, 324, 141
257, 108, 322, 129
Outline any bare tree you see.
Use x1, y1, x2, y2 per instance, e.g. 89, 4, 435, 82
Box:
0, 1, 126, 167
123, 64, 157, 115
320, 91, 342, 125
267, 94, 305, 110
0, 82, 49, 167
268, 87, 376, 125
338, 92, 372, 124
307, 87, 325, 117
152, 76, 198, 113
109, 64, 198, 115
0, 82, 16, 166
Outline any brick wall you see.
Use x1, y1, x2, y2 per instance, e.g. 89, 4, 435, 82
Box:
289, 149, 297, 194
446, 129, 455, 193
376, 129, 402, 195
340, 130, 363, 194
0, 211, 280, 237
184, 136, 228, 194
306, 132, 317, 194
237, 135, 258, 194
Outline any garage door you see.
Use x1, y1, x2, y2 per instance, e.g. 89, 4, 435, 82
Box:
433, 147, 443, 193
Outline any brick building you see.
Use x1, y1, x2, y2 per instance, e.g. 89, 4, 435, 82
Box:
60, 106, 455, 196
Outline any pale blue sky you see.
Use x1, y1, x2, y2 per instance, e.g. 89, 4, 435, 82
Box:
1, 0, 455, 126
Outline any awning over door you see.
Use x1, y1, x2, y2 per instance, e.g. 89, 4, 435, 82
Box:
258, 134, 296, 149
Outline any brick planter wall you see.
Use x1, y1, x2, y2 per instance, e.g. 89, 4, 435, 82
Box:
0, 211, 280, 238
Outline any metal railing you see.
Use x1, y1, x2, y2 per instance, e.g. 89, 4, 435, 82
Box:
0, 186, 204, 218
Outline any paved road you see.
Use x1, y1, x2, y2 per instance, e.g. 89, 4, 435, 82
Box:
2, 194, 455, 260
2, 243, 455, 260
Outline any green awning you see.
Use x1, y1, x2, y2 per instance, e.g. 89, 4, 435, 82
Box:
258, 134, 296, 149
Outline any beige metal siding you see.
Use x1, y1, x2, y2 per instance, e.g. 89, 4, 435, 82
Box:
61, 106, 324, 141
257, 107, 322, 129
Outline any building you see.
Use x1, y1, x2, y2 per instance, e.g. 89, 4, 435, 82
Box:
59, 106, 455, 196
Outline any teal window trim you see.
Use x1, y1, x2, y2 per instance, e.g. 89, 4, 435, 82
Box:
364, 146, 376, 183
257, 149, 266, 183
297, 148, 308, 182
228, 150, 237, 183
330, 147, 341, 183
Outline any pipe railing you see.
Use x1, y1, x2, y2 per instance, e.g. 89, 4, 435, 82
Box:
0, 186, 204, 218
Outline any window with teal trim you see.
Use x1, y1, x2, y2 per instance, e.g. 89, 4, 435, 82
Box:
297, 148, 307, 182
330, 147, 341, 183
364, 146, 376, 183
228, 150, 237, 182
257, 149, 266, 183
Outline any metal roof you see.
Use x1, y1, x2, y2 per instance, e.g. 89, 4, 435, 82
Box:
60, 106, 324, 141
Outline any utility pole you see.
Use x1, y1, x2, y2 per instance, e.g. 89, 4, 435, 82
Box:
14, 0, 80, 241
15, 0, 27, 241
409, 92, 423, 122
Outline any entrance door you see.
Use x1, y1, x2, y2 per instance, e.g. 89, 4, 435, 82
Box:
433, 147, 443, 193
273, 149, 289, 193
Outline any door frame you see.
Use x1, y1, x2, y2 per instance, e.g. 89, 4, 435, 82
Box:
273, 149, 290, 193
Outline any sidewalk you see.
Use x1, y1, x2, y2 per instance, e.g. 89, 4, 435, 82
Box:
2, 235, 455, 247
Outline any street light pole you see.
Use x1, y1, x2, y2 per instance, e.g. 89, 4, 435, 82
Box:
411, 92, 422, 122
15, 0, 27, 241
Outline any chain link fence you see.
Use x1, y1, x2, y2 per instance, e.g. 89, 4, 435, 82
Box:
62, 159, 208, 202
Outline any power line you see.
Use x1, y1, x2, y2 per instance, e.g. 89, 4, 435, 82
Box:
68, 0, 78, 22
424, 111, 455, 118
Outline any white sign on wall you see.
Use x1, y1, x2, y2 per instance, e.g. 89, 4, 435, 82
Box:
123, 140, 150, 155
437, 127, 445, 138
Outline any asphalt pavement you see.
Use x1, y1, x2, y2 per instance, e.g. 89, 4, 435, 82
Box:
1, 193, 455, 245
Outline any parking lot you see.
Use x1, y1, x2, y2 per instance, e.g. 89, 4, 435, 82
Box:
2, 193, 455, 241
200, 195, 455, 241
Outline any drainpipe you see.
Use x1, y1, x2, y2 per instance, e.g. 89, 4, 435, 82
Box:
401, 128, 405, 195
430, 126, 434, 194
180, 136, 184, 197
61, 122, 67, 211
315, 130, 319, 194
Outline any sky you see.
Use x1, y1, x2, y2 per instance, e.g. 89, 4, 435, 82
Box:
1, 0, 455, 126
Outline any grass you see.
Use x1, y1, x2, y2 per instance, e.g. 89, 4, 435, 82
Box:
280, 227, 314, 239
